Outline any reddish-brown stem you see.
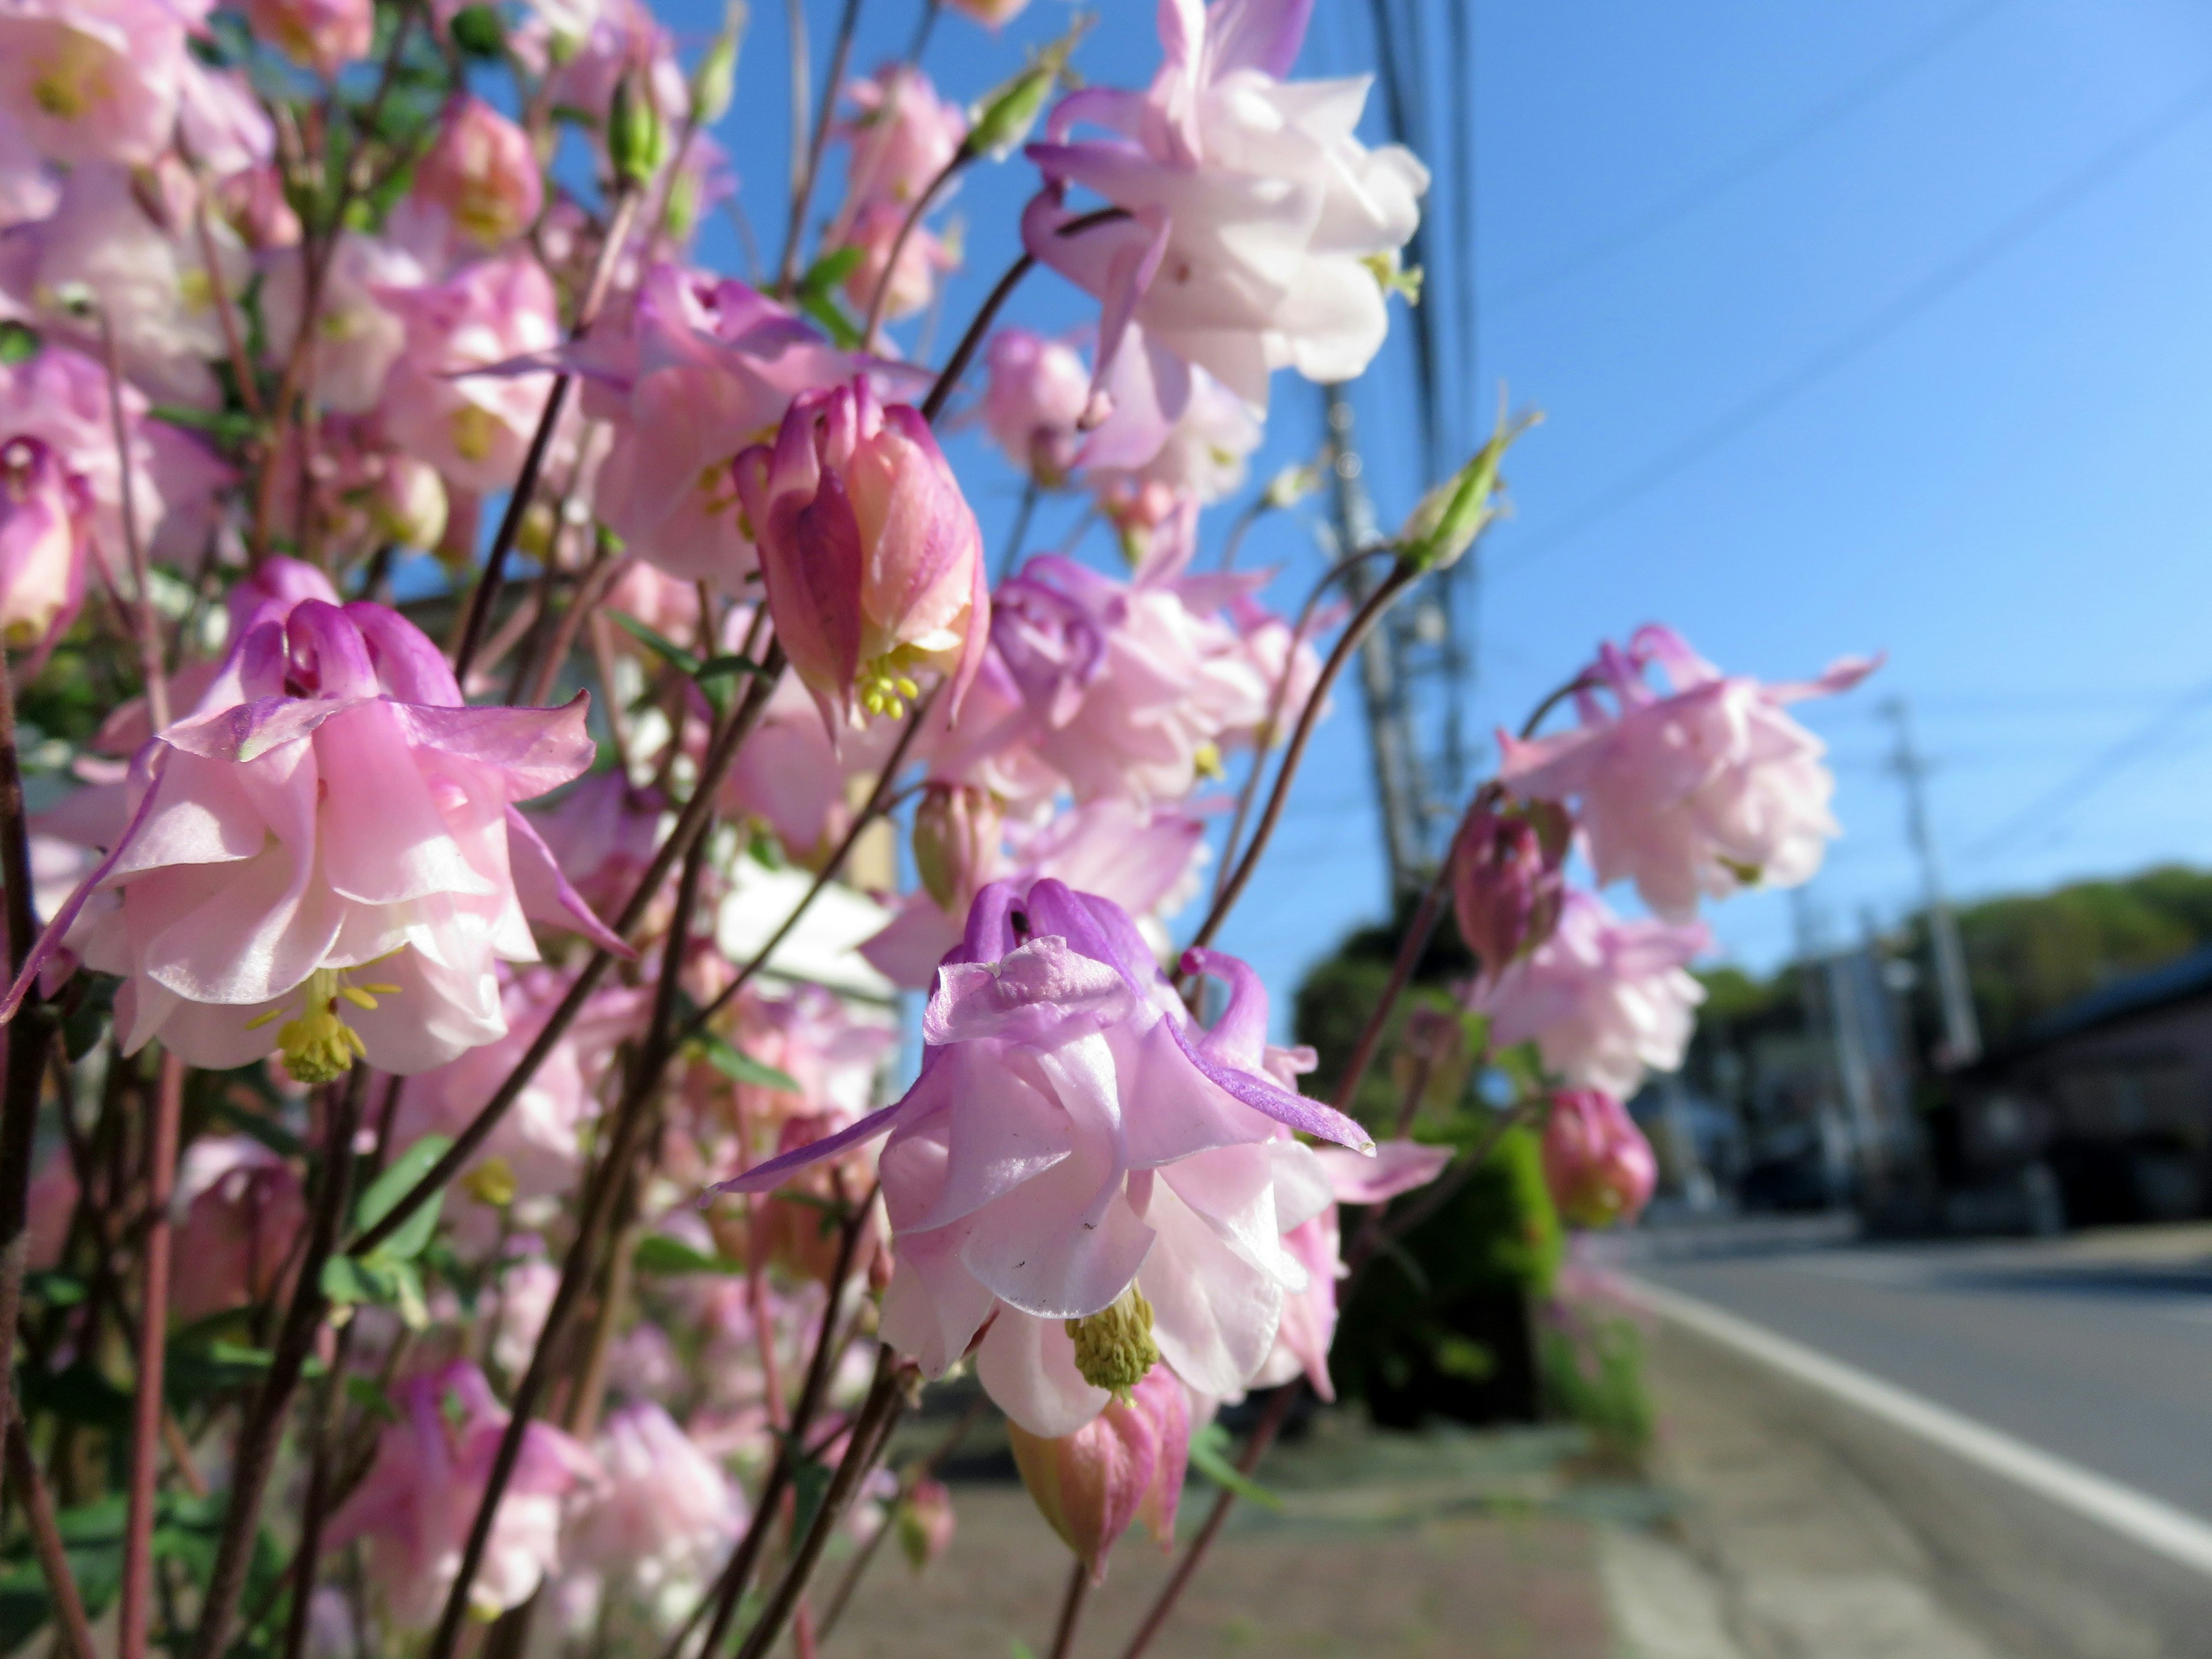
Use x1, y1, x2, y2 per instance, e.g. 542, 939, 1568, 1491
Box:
118, 1051, 181, 1659
815, 1393, 984, 1640
1046, 1559, 1090, 1659
6, 1416, 95, 1659
1342, 1103, 1538, 1296
1187, 560, 1419, 956
0, 651, 49, 1448
774, 0, 863, 294
861, 150, 969, 349
1113, 1383, 1299, 1659
452, 186, 642, 685
185, 1066, 367, 1659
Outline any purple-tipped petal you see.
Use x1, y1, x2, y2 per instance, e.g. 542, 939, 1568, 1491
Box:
505, 806, 635, 960
386, 696, 597, 800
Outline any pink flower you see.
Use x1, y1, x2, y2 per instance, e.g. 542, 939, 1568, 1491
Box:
0, 0, 191, 166
1468, 890, 1707, 1100
376, 253, 562, 495
1541, 1090, 1657, 1229
566, 1403, 742, 1592
586, 266, 862, 586
0, 113, 59, 230
13, 161, 253, 407
1451, 796, 1570, 980
720, 880, 1363, 1437
248, 0, 373, 76
834, 197, 958, 324
1082, 347, 1260, 513
1499, 626, 1878, 921
0, 435, 89, 661
911, 783, 1005, 916
717, 666, 907, 860
987, 555, 1274, 804
1024, 0, 1426, 410
168, 1135, 309, 1323
410, 97, 545, 250
25, 1146, 77, 1272
946, 0, 1028, 22
260, 234, 415, 415
980, 329, 1091, 486
521, 771, 664, 925
838, 66, 968, 210
19, 571, 626, 1082
323, 1362, 596, 1630
734, 376, 988, 733
1007, 1365, 1188, 1582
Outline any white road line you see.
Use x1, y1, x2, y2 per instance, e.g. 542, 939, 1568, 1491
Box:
1629, 1275, 2212, 1580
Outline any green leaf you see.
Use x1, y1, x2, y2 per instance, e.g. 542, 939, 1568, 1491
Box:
320, 1253, 380, 1308
345, 1374, 399, 1423
632, 1234, 743, 1276
1186, 1423, 1284, 1512
449, 3, 506, 56
607, 611, 702, 678
147, 404, 260, 449
789, 1453, 834, 1544
694, 653, 767, 684
797, 245, 865, 301
798, 290, 862, 351
354, 1134, 452, 1262
698, 1033, 799, 1094
1010, 1643, 1040, 1659
22, 1270, 85, 1308
22, 1362, 132, 1431
0, 321, 38, 366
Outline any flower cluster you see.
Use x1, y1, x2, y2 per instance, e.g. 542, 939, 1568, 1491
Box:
0, 0, 1869, 1650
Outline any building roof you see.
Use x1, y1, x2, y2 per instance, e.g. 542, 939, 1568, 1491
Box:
2002, 941, 2212, 1056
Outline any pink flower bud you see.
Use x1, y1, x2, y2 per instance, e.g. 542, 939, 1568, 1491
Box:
169, 1137, 308, 1323
733, 376, 988, 734
911, 783, 1002, 913
945, 0, 1031, 24
0, 434, 89, 658
839, 67, 968, 209
1541, 1090, 1657, 1229
248, 0, 373, 77
1451, 796, 1571, 980
411, 97, 544, 249
981, 329, 1090, 486
1007, 1366, 1189, 1582
896, 1477, 956, 1571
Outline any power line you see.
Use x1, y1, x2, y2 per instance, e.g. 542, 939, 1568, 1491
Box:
1967, 675, 2212, 857
1491, 0, 2017, 310
1491, 71, 2212, 576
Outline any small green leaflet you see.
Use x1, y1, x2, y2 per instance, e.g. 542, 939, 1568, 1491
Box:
0, 321, 39, 365
698, 1032, 800, 1094
608, 611, 702, 677
1187, 1423, 1284, 1512
797, 246, 865, 300
632, 1234, 743, 1276
353, 1134, 453, 1262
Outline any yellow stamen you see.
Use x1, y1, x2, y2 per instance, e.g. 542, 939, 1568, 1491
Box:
257, 967, 398, 1085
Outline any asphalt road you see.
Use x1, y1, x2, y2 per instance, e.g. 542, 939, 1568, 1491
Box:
1626, 1218, 2212, 1524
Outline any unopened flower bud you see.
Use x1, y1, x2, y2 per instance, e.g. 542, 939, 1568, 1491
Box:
1452, 795, 1570, 979
249, 0, 374, 77
0, 434, 89, 654
689, 2, 745, 128
911, 784, 1002, 913
896, 1478, 956, 1571
609, 72, 666, 190
1007, 1366, 1188, 1583
1065, 1282, 1158, 1400
1261, 460, 1323, 511
964, 26, 1082, 160
946, 0, 1029, 24
1398, 403, 1539, 573
1541, 1090, 1657, 1229
733, 376, 988, 734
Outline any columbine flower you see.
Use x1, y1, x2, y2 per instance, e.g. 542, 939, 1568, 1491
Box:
834, 198, 959, 323
10, 566, 626, 1084
733, 376, 988, 732
720, 879, 1365, 1437
409, 96, 545, 251
323, 1362, 596, 1631
1007, 1365, 1188, 1583
0, 0, 191, 166
1498, 625, 1878, 921
838, 67, 968, 209
1022, 0, 1427, 410
0, 434, 89, 661
1541, 1090, 1658, 1229
247, 0, 373, 77
980, 329, 1092, 486
1468, 889, 1707, 1100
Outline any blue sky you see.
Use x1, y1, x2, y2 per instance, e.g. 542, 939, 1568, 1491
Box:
665, 0, 2212, 1014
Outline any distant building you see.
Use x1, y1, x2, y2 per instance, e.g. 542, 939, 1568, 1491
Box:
1949, 944, 2212, 1229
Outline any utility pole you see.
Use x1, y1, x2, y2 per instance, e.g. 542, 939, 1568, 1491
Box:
1323, 384, 1430, 897
1883, 698, 1982, 1067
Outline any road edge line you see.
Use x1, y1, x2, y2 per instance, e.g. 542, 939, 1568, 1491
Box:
1627, 1273, 2212, 1578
